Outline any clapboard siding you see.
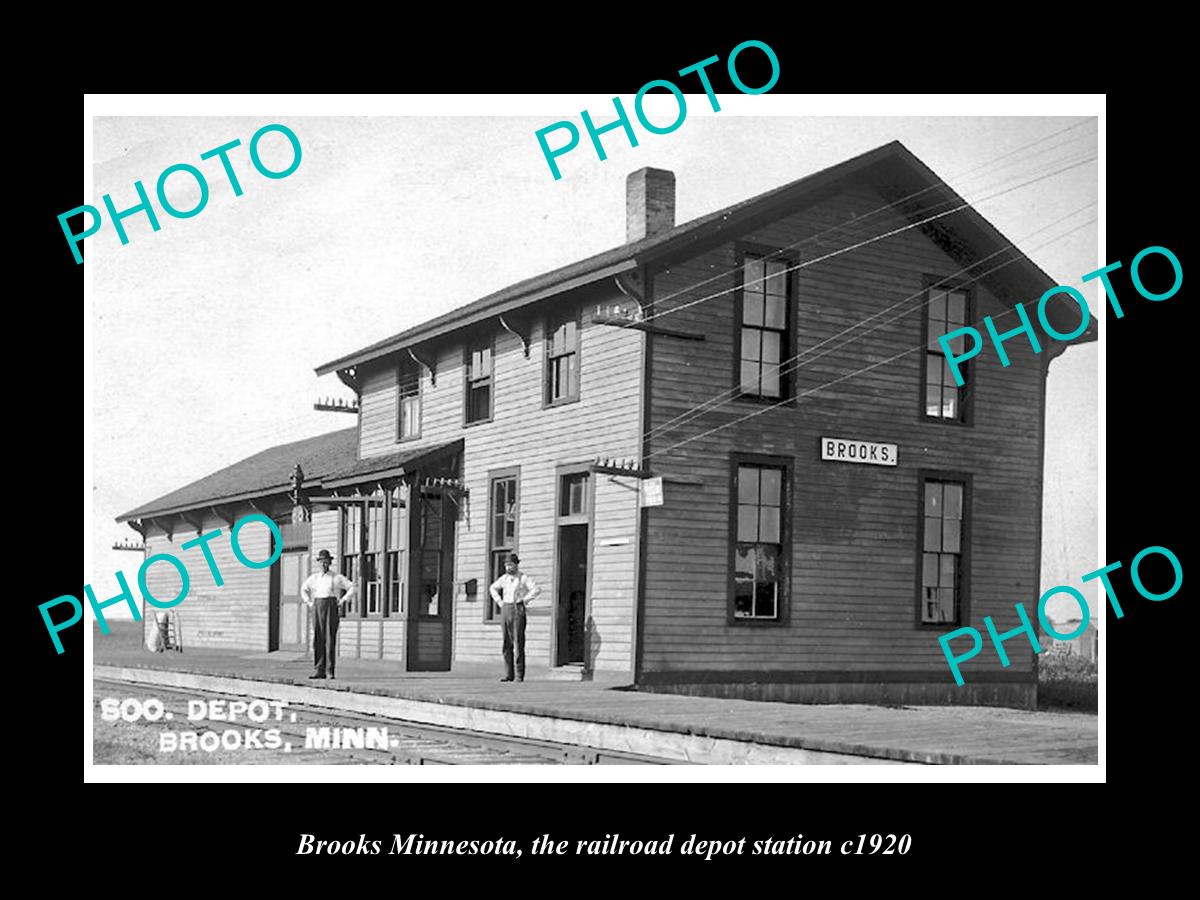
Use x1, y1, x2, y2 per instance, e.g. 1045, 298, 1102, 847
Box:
312, 509, 339, 560
140, 513, 274, 651
336, 619, 404, 660
354, 287, 643, 673
642, 183, 1043, 678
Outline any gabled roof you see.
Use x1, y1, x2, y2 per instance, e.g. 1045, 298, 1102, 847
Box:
315, 140, 1095, 376
116, 430, 466, 523
117, 428, 358, 522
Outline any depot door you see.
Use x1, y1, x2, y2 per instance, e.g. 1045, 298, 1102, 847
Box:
275, 550, 311, 652
406, 490, 455, 671
555, 525, 588, 665
554, 470, 592, 667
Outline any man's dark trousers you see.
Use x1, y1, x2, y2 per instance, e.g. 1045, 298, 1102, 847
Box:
312, 597, 340, 677
501, 602, 526, 680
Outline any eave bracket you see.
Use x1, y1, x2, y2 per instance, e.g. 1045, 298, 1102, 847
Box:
335, 366, 360, 395
498, 315, 531, 358
408, 348, 436, 386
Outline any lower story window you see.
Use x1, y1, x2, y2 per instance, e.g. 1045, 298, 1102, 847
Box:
341, 504, 361, 617
486, 471, 518, 622
732, 460, 788, 621
386, 483, 408, 614
341, 486, 408, 618
418, 493, 444, 617
920, 477, 966, 624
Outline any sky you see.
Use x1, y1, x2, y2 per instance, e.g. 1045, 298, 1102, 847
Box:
88, 107, 1099, 621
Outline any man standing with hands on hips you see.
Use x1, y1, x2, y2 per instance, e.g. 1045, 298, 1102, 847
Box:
301, 549, 357, 680
490, 553, 541, 682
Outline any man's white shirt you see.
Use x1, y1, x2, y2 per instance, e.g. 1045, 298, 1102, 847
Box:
301, 570, 355, 607
489, 572, 541, 606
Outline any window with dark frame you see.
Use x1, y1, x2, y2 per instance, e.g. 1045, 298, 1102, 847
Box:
340, 504, 361, 617
339, 488, 407, 620
418, 492, 443, 617
398, 357, 421, 440
485, 472, 518, 622
465, 341, 493, 424
738, 252, 791, 400
386, 484, 408, 615
362, 496, 384, 615
925, 287, 970, 421
920, 478, 965, 625
560, 472, 588, 517
733, 462, 787, 621
545, 313, 580, 405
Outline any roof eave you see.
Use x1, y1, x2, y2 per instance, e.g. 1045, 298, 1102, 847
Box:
313, 143, 913, 378
115, 480, 318, 523
314, 258, 639, 376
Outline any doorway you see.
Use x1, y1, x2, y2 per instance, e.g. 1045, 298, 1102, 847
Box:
556, 525, 588, 665
271, 521, 311, 653
406, 488, 456, 671
274, 549, 311, 652
555, 469, 592, 667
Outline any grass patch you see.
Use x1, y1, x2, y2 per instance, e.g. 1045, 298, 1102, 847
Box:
1038, 647, 1097, 712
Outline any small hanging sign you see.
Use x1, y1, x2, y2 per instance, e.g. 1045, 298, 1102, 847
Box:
641, 476, 664, 506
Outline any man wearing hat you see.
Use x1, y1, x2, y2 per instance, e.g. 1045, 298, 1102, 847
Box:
300, 549, 357, 680
489, 553, 541, 682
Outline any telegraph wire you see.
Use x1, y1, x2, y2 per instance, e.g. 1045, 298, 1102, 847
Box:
641, 215, 1098, 464
158, 129, 1099, 479
642, 199, 1097, 442
639, 118, 1097, 315
633, 152, 1097, 331
568, 145, 1098, 396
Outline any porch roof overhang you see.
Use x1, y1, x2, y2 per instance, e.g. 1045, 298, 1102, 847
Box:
116, 427, 358, 524
320, 439, 463, 489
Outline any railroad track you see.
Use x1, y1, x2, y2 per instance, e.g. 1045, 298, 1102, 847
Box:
94, 678, 677, 765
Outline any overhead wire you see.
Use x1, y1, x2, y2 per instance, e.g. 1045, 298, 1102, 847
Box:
642, 198, 1097, 442
638, 118, 1097, 316
641, 215, 1098, 464
185, 125, 1099, 473
631, 152, 1097, 331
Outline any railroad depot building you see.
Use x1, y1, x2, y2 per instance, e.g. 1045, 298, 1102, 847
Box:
117, 141, 1094, 707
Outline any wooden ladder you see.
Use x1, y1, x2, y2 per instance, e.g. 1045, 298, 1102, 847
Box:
158, 612, 184, 652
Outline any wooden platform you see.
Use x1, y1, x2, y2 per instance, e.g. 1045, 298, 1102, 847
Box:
93, 639, 1097, 765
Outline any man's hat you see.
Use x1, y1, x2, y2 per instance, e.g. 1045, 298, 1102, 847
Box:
507, 553, 520, 565
316, 549, 333, 562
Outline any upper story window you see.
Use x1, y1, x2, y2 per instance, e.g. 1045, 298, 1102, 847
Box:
737, 250, 792, 401
545, 312, 580, 406
924, 286, 971, 423
465, 340, 493, 424
398, 357, 421, 441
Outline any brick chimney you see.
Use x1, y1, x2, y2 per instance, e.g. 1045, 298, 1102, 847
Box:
626, 167, 675, 243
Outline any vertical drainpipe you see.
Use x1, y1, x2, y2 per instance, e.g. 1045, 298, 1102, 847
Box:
632, 267, 651, 685
1032, 350, 1049, 711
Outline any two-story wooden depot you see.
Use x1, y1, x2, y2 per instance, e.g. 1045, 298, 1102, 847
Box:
118, 141, 1094, 708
